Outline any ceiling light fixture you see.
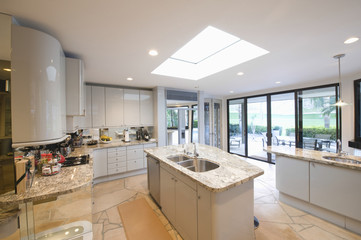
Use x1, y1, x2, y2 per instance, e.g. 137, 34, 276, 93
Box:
230, 90, 234, 93
333, 54, 348, 107
3, 68, 11, 72
344, 37, 359, 44
275, 81, 281, 84
237, 72, 244, 76
126, 77, 133, 81
149, 49, 158, 56
151, 26, 269, 80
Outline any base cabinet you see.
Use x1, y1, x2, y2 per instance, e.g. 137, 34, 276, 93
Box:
93, 149, 108, 178
160, 166, 197, 240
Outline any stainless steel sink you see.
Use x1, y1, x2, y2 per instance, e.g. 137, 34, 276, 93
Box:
323, 156, 361, 165
178, 158, 220, 172
167, 154, 192, 163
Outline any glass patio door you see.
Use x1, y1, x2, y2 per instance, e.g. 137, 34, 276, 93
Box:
204, 99, 222, 148
228, 99, 246, 155
247, 96, 268, 161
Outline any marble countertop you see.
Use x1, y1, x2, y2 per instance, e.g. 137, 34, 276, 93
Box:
0, 163, 93, 209
144, 144, 264, 192
265, 146, 361, 171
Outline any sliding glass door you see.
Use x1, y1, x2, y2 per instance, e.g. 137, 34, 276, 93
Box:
227, 84, 340, 163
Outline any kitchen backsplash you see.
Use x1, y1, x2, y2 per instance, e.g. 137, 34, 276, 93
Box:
81, 126, 154, 141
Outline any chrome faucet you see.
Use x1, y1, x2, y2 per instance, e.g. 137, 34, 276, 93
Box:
193, 143, 199, 157
337, 139, 347, 156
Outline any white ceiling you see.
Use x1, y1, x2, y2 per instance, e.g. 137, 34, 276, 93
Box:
1, 0, 361, 97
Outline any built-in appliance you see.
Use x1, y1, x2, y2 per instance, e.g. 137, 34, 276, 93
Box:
147, 156, 160, 206
62, 155, 89, 167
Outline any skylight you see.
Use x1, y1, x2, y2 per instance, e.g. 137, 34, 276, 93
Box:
151, 26, 269, 80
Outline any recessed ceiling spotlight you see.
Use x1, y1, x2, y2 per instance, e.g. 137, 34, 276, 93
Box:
275, 81, 281, 84
237, 72, 244, 76
149, 49, 159, 56
344, 37, 359, 44
126, 77, 133, 81
230, 90, 234, 93
3, 68, 11, 72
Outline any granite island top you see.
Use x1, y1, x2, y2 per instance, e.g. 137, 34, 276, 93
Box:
265, 145, 361, 171
145, 144, 264, 192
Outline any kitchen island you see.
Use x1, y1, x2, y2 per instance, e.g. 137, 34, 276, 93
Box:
265, 146, 361, 235
145, 144, 264, 240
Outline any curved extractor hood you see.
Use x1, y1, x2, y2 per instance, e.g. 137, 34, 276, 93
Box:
11, 24, 66, 148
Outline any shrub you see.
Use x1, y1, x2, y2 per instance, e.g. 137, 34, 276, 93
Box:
285, 127, 337, 140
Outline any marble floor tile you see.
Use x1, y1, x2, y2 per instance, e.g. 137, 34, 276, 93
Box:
124, 174, 149, 194
299, 226, 345, 240
255, 222, 303, 240
279, 202, 306, 217
92, 188, 137, 214
255, 203, 293, 224
106, 206, 122, 224
104, 227, 127, 240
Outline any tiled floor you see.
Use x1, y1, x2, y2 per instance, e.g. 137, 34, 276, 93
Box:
92, 159, 361, 240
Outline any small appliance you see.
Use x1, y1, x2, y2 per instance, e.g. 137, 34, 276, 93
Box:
62, 155, 89, 167
123, 129, 130, 142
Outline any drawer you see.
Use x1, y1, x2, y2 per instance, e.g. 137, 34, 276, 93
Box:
127, 148, 143, 160
144, 143, 157, 149
108, 161, 126, 169
127, 145, 143, 150
108, 151, 126, 158
116, 146, 126, 151
127, 159, 144, 171
108, 155, 126, 164
107, 147, 117, 153
108, 167, 126, 175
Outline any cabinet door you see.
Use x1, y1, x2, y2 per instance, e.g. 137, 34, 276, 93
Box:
91, 86, 105, 127
276, 156, 309, 202
66, 58, 84, 116
93, 149, 108, 179
175, 179, 198, 240
79, 85, 92, 128
160, 167, 176, 223
105, 87, 124, 127
310, 162, 361, 222
140, 90, 154, 125
123, 89, 140, 126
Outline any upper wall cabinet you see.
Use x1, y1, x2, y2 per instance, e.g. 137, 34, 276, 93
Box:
66, 57, 85, 116
105, 87, 124, 127
124, 89, 140, 126
11, 24, 66, 146
140, 90, 154, 126
79, 85, 92, 129
91, 86, 105, 127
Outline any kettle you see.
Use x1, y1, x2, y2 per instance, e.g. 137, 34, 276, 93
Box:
123, 129, 130, 142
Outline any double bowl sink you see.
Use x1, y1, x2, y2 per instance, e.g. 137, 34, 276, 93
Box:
167, 154, 219, 172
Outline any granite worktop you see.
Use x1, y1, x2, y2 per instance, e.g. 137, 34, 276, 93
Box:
145, 144, 264, 192
265, 145, 361, 171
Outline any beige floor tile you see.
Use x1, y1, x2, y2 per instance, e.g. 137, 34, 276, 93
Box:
103, 223, 120, 232
255, 194, 278, 204
92, 188, 137, 213
104, 227, 127, 240
299, 226, 344, 240
124, 174, 149, 194
255, 221, 302, 240
279, 202, 306, 217
302, 214, 361, 240
93, 223, 103, 240
53, 198, 92, 219
291, 216, 312, 225
106, 206, 122, 224
92, 211, 102, 223
93, 178, 125, 198
255, 203, 293, 224
289, 223, 305, 232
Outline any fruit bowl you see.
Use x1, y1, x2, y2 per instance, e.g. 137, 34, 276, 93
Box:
100, 139, 112, 144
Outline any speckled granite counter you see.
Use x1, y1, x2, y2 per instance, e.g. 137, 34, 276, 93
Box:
145, 144, 264, 192
265, 145, 361, 171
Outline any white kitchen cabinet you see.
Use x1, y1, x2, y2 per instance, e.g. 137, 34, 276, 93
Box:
126, 145, 144, 171
79, 85, 92, 128
123, 89, 140, 126
105, 87, 124, 127
93, 149, 108, 179
140, 90, 154, 126
66, 57, 85, 116
91, 86, 105, 128
160, 166, 197, 240
276, 156, 309, 202
107, 147, 126, 175
11, 24, 66, 146
160, 167, 176, 223
310, 162, 361, 222
197, 185, 212, 240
